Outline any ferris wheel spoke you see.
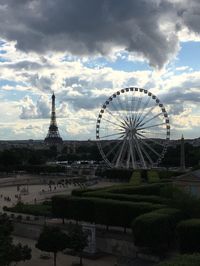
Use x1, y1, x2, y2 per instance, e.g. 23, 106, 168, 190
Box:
115, 135, 128, 167
137, 112, 163, 128
101, 117, 123, 130
104, 140, 123, 159
134, 93, 144, 123
137, 137, 161, 158
138, 122, 166, 131
134, 135, 147, 168
126, 148, 131, 169
111, 136, 127, 167
100, 131, 125, 139
130, 91, 136, 120
141, 130, 167, 136
136, 96, 151, 123
109, 100, 125, 121
128, 137, 137, 168
136, 131, 165, 147
116, 95, 126, 117
139, 142, 154, 165
137, 104, 158, 127
124, 91, 131, 118
105, 109, 124, 125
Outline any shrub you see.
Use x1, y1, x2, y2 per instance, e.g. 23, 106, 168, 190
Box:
5, 202, 51, 217
177, 219, 200, 253
132, 208, 183, 252
158, 253, 200, 266
129, 171, 142, 185
147, 170, 160, 183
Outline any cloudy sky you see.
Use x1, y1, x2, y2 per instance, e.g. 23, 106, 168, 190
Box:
0, 0, 200, 140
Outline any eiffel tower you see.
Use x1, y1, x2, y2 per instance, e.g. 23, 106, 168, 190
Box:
44, 93, 63, 145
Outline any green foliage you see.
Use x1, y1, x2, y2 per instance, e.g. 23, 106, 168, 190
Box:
68, 224, 88, 266
36, 226, 68, 266
129, 171, 142, 185
0, 214, 31, 266
52, 196, 165, 229
158, 253, 200, 266
177, 219, 200, 253
147, 170, 160, 183
4, 202, 51, 217
132, 208, 183, 252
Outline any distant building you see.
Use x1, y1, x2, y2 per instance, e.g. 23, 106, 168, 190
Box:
44, 93, 63, 145
180, 135, 186, 171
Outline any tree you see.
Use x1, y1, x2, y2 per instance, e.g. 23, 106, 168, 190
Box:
0, 214, 31, 266
68, 224, 88, 266
35, 226, 68, 266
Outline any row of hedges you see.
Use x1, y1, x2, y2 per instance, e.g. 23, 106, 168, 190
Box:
82, 191, 169, 205
105, 183, 167, 195
4, 202, 51, 217
52, 196, 166, 229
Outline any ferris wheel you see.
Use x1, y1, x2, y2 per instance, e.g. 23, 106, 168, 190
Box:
96, 87, 170, 169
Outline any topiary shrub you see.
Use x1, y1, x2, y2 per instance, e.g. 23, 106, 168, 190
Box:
129, 171, 142, 186
132, 208, 183, 253
147, 170, 160, 183
177, 219, 200, 253
158, 253, 200, 266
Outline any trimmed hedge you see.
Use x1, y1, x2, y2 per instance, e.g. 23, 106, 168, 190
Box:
71, 186, 113, 197
52, 196, 166, 228
106, 183, 166, 195
132, 208, 183, 251
177, 219, 200, 253
158, 254, 200, 266
129, 171, 142, 185
4, 202, 51, 217
83, 191, 169, 205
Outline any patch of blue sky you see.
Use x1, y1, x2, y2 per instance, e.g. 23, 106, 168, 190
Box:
0, 79, 20, 87
0, 50, 6, 54
0, 57, 9, 62
0, 89, 36, 102
174, 42, 200, 71
83, 56, 152, 72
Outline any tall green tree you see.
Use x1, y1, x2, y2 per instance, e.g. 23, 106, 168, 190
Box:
35, 226, 68, 266
0, 214, 31, 266
68, 224, 88, 266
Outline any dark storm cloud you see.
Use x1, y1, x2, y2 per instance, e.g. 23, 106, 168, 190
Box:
2, 60, 48, 70
0, 0, 187, 68
176, 0, 200, 33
